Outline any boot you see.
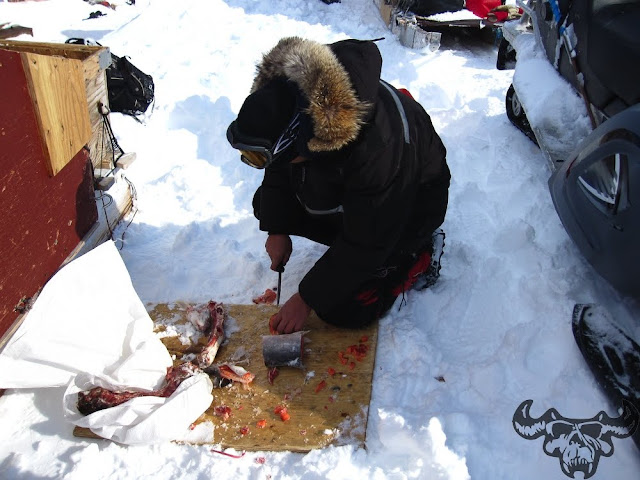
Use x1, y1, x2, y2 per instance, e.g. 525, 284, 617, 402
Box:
413, 228, 445, 290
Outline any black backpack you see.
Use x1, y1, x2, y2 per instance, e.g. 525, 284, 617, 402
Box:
66, 38, 154, 119
106, 53, 154, 118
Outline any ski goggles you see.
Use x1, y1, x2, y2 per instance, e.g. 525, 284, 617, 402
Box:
227, 112, 301, 169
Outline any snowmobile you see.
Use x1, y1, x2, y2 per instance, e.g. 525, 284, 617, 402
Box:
497, 0, 640, 450
386, 0, 521, 51
497, 0, 640, 299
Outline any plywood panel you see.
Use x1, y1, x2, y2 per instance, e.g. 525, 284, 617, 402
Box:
0, 47, 98, 344
22, 52, 92, 176
74, 303, 378, 452
0, 40, 112, 173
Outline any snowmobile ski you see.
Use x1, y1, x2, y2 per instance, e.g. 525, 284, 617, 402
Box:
572, 303, 640, 449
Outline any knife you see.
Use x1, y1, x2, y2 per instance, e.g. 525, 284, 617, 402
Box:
275, 263, 284, 306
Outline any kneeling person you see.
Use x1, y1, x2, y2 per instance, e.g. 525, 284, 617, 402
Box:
227, 37, 450, 333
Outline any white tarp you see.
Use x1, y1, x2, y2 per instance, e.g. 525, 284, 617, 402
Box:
0, 240, 213, 444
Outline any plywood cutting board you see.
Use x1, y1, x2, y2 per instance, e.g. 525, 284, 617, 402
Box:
73, 303, 378, 452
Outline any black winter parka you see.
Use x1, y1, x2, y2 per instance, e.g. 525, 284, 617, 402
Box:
251, 37, 450, 316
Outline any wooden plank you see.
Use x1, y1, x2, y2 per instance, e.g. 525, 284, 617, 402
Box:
0, 25, 33, 40
376, 0, 398, 26
81, 50, 113, 173
0, 39, 103, 61
74, 303, 378, 451
21, 52, 92, 176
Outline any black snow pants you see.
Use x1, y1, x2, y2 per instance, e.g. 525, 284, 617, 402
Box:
253, 187, 432, 329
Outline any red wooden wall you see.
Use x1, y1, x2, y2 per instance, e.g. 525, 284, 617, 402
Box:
0, 48, 98, 340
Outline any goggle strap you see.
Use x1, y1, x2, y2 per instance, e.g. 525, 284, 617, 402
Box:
272, 112, 301, 157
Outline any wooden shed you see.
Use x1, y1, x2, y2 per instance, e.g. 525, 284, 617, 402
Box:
0, 40, 132, 347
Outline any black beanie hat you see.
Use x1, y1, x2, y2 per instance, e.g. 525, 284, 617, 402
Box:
229, 78, 298, 147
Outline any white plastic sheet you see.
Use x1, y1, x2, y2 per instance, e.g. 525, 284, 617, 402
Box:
63, 370, 213, 445
0, 241, 213, 444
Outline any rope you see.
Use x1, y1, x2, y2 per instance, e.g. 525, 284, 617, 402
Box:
91, 103, 139, 249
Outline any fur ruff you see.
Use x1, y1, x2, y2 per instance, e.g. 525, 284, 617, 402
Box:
251, 37, 372, 152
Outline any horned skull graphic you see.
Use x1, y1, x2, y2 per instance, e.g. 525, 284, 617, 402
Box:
513, 400, 638, 478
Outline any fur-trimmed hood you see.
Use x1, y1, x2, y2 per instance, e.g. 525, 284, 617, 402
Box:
250, 37, 383, 153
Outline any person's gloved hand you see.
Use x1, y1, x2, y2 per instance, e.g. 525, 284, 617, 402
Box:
269, 293, 311, 334
265, 234, 292, 271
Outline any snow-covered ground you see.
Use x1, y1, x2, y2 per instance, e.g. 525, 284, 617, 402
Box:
1, 0, 638, 478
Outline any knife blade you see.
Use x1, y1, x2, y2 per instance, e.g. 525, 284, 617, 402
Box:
276, 263, 284, 306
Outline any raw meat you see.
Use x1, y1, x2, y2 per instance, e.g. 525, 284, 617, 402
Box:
76, 362, 200, 415
252, 288, 277, 305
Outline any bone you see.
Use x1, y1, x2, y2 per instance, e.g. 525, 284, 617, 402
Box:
196, 301, 226, 368
185, 302, 211, 332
